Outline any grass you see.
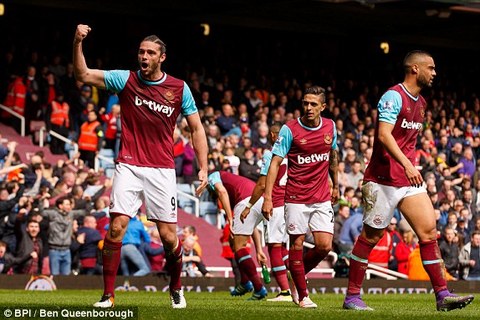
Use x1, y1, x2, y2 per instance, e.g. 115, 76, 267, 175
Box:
0, 290, 478, 320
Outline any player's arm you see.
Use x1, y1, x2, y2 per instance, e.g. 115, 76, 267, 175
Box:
186, 113, 209, 196
214, 183, 234, 229
252, 228, 267, 265
73, 24, 106, 89
262, 155, 282, 217
329, 149, 339, 204
240, 175, 266, 223
262, 125, 291, 217
329, 120, 340, 203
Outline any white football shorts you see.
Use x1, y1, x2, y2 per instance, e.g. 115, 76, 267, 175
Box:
233, 197, 265, 236
362, 181, 426, 229
109, 162, 177, 222
284, 201, 334, 235
264, 206, 288, 244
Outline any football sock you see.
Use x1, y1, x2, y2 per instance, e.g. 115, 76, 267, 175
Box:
303, 245, 330, 274
165, 239, 183, 292
268, 245, 289, 291
419, 240, 447, 293
102, 238, 122, 297
347, 236, 375, 296
289, 248, 308, 301
235, 247, 263, 291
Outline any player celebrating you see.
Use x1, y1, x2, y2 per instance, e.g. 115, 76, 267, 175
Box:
240, 123, 293, 302
262, 86, 339, 308
73, 24, 208, 309
343, 50, 474, 311
208, 170, 268, 300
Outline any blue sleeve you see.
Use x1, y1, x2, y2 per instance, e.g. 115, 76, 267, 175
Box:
208, 171, 222, 191
377, 90, 402, 125
181, 82, 198, 116
272, 125, 292, 158
104, 70, 130, 93
331, 120, 338, 150
260, 150, 272, 176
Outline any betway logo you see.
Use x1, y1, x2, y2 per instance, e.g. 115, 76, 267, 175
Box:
135, 96, 174, 117
297, 152, 329, 164
400, 118, 422, 130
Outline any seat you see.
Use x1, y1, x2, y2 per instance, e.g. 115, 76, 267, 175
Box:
200, 201, 219, 225
177, 183, 195, 213
98, 148, 116, 178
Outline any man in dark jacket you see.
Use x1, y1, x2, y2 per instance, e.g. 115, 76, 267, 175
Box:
76, 215, 102, 274
14, 219, 43, 274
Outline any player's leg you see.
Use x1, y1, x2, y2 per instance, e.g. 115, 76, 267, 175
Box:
304, 202, 335, 275
304, 231, 332, 274
266, 206, 291, 301
144, 167, 186, 308
157, 221, 186, 308
399, 192, 474, 311
93, 213, 130, 308
231, 234, 257, 296
344, 182, 398, 311
285, 203, 310, 307
231, 198, 267, 300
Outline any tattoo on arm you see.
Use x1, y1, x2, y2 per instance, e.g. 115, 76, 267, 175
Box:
329, 149, 339, 169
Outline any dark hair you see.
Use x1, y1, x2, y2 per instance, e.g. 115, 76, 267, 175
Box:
403, 50, 432, 73
304, 86, 326, 103
142, 35, 167, 54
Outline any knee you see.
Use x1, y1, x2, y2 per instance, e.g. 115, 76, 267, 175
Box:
108, 222, 126, 240
314, 243, 332, 256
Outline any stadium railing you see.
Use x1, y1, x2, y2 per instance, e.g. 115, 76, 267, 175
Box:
0, 103, 25, 136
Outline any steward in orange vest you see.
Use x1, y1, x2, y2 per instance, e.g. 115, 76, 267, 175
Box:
78, 110, 104, 168
47, 92, 72, 155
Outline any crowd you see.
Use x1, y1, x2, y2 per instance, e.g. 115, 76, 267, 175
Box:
1, 41, 480, 282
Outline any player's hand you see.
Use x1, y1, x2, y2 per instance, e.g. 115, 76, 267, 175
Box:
257, 252, 267, 265
261, 199, 273, 220
331, 186, 339, 204
74, 24, 91, 44
195, 169, 208, 197
404, 164, 423, 187
240, 208, 250, 223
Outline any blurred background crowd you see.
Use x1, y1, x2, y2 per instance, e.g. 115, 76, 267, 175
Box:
1, 0, 480, 281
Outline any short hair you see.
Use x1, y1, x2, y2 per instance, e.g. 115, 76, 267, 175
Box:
403, 50, 432, 74
56, 196, 71, 208
0, 241, 6, 249
304, 86, 326, 103
143, 35, 167, 54
270, 123, 282, 134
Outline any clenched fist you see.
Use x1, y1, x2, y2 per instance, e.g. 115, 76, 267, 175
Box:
74, 24, 92, 44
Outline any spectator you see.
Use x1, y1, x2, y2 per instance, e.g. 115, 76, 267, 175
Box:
46, 90, 71, 155
459, 231, 480, 280
238, 149, 261, 181
76, 215, 102, 275
76, 110, 104, 169
99, 104, 121, 151
119, 216, 151, 276
41, 196, 87, 275
438, 226, 460, 279
346, 161, 363, 191
333, 204, 350, 254
182, 225, 202, 257
182, 236, 212, 277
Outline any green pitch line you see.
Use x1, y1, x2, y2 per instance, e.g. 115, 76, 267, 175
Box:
0, 290, 477, 320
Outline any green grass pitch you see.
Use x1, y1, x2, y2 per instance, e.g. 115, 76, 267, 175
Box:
0, 290, 477, 320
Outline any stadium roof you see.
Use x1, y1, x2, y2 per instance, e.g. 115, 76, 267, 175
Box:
3, 0, 480, 50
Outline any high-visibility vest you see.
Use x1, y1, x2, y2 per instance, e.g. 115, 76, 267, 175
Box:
368, 232, 392, 268
50, 101, 70, 127
3, 77, 26, 116
78, 121, 100, 151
